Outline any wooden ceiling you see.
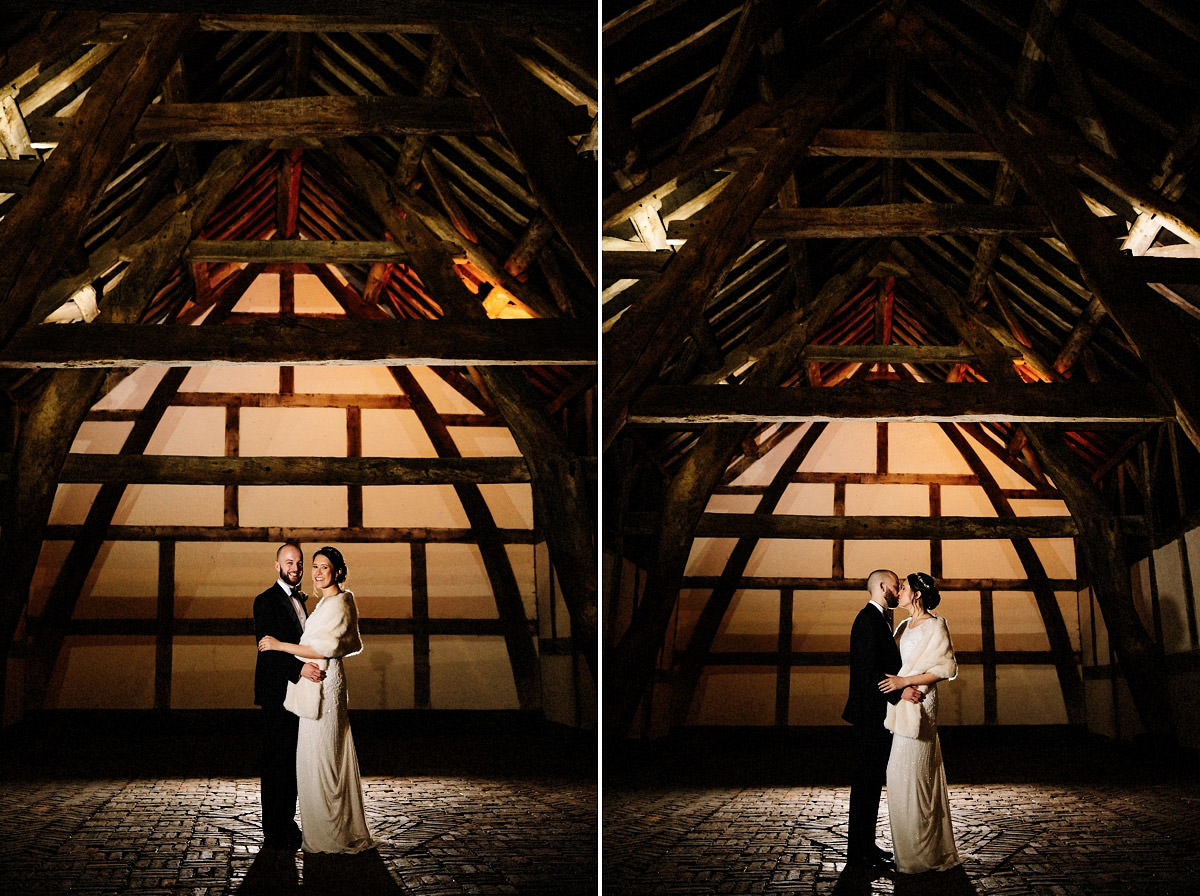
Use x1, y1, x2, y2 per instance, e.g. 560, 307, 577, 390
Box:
603, 0, 1200, 530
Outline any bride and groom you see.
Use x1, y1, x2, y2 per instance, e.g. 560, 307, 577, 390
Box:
843, 568, 960, 876
253, 542, 375, 855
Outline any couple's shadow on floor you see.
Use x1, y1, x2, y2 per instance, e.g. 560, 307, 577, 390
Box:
834, 863, 977, 896
238, 847, 405, 895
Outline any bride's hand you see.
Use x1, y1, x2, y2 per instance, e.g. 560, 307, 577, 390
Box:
877, 674, 906, 693
257, 636, 279, 652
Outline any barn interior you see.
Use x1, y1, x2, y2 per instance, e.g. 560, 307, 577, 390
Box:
0, 5, 596, 894
603, 1, 1200, 893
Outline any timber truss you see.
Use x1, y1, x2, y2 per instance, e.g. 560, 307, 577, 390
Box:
0, 5, 597, 713
603, 1, 1200, 738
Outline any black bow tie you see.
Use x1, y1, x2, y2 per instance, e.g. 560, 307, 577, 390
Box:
292, 589, 307, 604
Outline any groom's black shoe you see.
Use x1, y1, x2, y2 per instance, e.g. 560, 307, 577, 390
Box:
871, 845, 893, 861
847, 850, 895, 873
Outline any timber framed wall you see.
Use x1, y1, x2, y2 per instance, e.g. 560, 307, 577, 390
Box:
6, 273, 593, 726
607, 419, 1080, 737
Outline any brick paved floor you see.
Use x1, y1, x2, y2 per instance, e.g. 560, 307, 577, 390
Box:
604, 727, 1200, 896
0, 712, 597, 896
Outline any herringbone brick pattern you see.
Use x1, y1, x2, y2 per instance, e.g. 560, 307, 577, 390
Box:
0, 712, 597, 896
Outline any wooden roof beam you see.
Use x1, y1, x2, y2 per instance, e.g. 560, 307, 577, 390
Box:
0, 318, 595, 368
629, 381, 1171, 425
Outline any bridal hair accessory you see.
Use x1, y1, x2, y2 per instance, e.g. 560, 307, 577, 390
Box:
907, 571, 941, 610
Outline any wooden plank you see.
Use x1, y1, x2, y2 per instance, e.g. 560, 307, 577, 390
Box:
1124, 255, 1200, 284
186, 239, 413, 263
94, 5, 595, 29
799, 344, 998, 363
687, 511, 1142, 540
0, 318, 596, 368
0, 15, 198, 346
629, 381, 1172, 424
135, 95, 493, 142
807, 127, 1000, 159
667, 203, 1053, 240
446, 26, 596, 285
0, 158, 41, 192
43, 525, 539, 543
57, 454, 531, 485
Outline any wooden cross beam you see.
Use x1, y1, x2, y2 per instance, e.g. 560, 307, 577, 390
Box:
0, 318, 596, 368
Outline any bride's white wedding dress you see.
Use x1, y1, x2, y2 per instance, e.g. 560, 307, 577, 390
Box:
296, 589, 374, 854
884, 616, 960, 874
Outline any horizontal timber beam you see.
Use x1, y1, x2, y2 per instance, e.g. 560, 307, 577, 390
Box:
87, 5, 596, 29
702, 649, 1072, 666
186, 240, 420, 264
628, 382, 1172, 424
62, 617, 513, 638
43, 525, 539, 543
0, 318, 596, 368
680, 575, 1078, 590
667, 204, 1053, 240
627, 511, 1146, 539
57, 454, 531, 485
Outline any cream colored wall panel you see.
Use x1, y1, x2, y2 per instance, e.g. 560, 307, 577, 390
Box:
1149, 543, 1193, 654
788, 668, 852, 725
241, 407, 347, 456
776, 482, 835, 516
935, 592, 981, 652
230, 272, 280, 312
182, 364, 280, 392
54, 639, 155, 709
146, 407, 224, 456
114, 484, 225, 526
704, 493, 762, 514
239, 485, 346, 527
934, 665, 984, 725
941, 539, 1022, 578
478, 483, 533, 529
685, 537, 738, 576
730, 425, 809, 486
330, 543, 412, 619
362, 485, 468, 527
426, 544, 505, 618
409, 366, 485, 415
429, 636, 519, 708
713, 590, 779, 652
691, 668, 773, 725
172, 639, 257, 708
293, 273, 343, 313
993, 592, 1051, 651
939, 485, 993, 516
888, 422, 973, 473
843, 540, 928, 580
71, 420, 134, 453
745, 538, 833, 576
798, 420, 876, 473
845, 483, 928, 516
1030, 538, 1075, 579
349, 635, 416, 709
791, 591, 858, 653
293, 365, 400, 394
975, 444, 1036, 490
92, 365, 168, 410
996, 665, 1069, 724
73, 542, 158, 614
48, 483, 102, 525
448, 426, 521, 457
1009, 498, 1068, 516
360, 409, 438, 457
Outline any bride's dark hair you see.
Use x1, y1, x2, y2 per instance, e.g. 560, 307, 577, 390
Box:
907, 571, 941, 610
315, 545, 348, 585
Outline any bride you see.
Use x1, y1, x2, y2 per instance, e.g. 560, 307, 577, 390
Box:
876, 571, 961, 874
258, 545, 375, 854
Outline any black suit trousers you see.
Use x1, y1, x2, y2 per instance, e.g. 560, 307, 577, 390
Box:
847, 720, 892, 856
260, 704, 301, 845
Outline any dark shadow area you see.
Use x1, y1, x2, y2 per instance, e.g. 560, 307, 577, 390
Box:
892, 865, 979, 896
604, 724, 1197, 789
0, 709, 597, 781
300, 849, 405, 895
236, 849, 301, 895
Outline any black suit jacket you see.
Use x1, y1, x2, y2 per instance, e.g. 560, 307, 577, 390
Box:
253, 583, 305, 707
842, 602, 903, 726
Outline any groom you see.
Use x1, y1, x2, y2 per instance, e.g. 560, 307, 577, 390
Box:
842, 569, 918, 871
253, 542, 322, 850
